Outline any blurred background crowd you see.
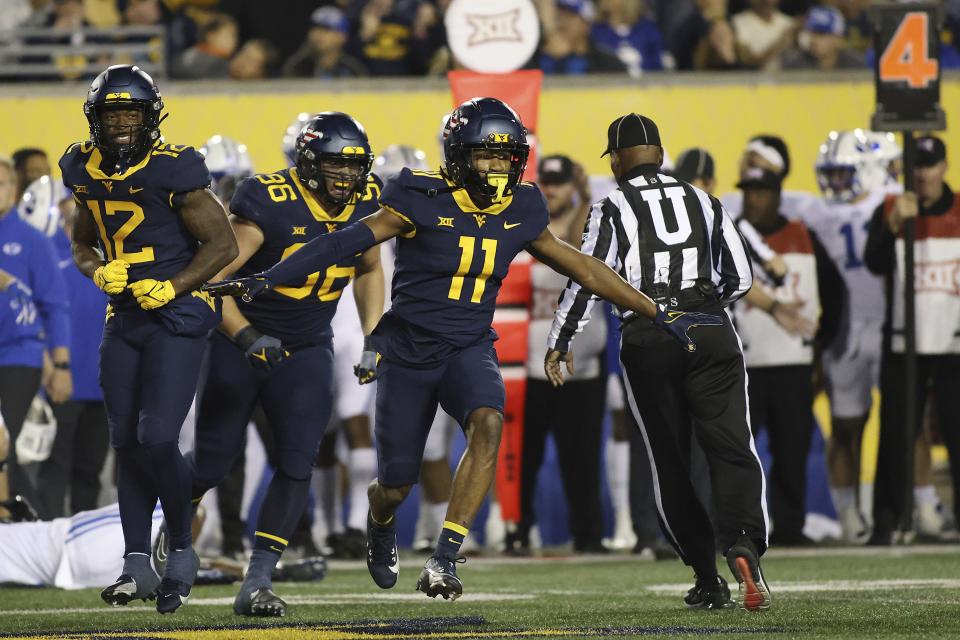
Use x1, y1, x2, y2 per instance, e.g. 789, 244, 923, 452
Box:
2, 0, 960, 82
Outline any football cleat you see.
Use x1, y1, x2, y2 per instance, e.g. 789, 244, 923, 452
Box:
416, 555, 465, 601
101, 575, 157, 607
234, 585, 287, 617
101, 554, 160, 607
156, 548, 200, 614
366, 511, 399, 589
684, 575, 737, 610
726, 537, 772, 612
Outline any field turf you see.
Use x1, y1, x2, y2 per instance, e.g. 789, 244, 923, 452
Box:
1, 546, 958, 639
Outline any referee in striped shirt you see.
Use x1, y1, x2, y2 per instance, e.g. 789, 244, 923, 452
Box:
544, 114, 772, 612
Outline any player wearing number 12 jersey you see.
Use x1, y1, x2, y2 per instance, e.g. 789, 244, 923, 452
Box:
206, 97, 722, 600
60, 65, 238, 613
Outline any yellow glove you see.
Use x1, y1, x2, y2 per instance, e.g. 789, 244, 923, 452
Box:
128, 279, 176, 310
93, 260, 130, 295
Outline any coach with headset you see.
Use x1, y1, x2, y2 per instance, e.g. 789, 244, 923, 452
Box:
544, 114, 772, 611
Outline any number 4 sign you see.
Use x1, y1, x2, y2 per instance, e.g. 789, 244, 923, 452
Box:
871, 2, 946, 132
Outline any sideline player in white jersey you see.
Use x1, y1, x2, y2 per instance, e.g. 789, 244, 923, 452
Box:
804, 130, 895, 542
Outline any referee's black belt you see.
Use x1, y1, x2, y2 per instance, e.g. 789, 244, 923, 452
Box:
645, 280, 720, 309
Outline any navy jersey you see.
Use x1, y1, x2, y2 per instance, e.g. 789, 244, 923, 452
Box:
379, 168, 549, 348
230, 168, 382, 347
59, 141, 219, 336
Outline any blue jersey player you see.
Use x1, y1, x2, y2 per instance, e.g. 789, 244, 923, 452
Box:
61, 65, 238, 613
207, 98, 719, 600
192, 112, 384, 617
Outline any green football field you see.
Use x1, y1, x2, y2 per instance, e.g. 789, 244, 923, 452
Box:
1, 546, 958, 639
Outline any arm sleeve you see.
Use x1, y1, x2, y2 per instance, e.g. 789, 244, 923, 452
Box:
164, 147, 212, 207
547, 199, 620, 352
30, 234, 71, 350
228, 177, 265, 224
378, 169, 417, 230
864, 203, 895, 276
263, 221, 378, 285
716, 200, 754, 305
810, 229, 845, 348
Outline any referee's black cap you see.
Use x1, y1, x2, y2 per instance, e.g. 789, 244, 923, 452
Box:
673, 148, 715, 183
602, 113, 661, 157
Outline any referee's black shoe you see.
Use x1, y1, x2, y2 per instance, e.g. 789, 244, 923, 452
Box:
726, 536, 772, 611
684, 575, 736, 610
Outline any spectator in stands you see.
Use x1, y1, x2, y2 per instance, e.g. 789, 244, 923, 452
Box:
732, 0, 797, 71
672, 0, 740, 70
109, 0, 164, 70
355, 0, 425, 76
230, 38, 278, 80
36, 194, 108, 519
540, 0, 627, 74
11, 148, 49, 201
172, 13, 238, 79
0, 157, 70, 509
283, 6, 368, 78
228, 37, 278, 80
0, 1, 32, 32
591, 0, 671, 76
833, 0, 872, 54
781, 5, 864, 70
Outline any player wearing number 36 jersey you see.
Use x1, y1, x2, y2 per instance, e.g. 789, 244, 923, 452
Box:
206, 97, 724, 601
191, 111, 384, 618
60, 65, 238, 613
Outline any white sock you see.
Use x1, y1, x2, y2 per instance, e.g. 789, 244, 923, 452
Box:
831, 486, 857, 514
429, 501, 449, 538
914, 484, 938, 507
606, 440, 630, 511
347, 448, 377, 531
311, 467, 332, 546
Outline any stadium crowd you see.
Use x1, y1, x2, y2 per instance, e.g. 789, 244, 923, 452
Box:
1, 102, 958, 568
2, 0, 960, 81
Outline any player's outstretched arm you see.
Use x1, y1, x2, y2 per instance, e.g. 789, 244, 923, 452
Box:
205, 207, 410, 299
169, 189, 239, 296
352, 243, 385, 384
528, 227, 658, 320
214, 216, 265, 338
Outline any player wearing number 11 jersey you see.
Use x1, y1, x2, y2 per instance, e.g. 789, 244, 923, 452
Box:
60, 65, 238, 613
206, 97, 722, 601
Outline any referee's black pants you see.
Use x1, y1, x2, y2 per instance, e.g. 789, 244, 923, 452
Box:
619, 306, 767, 578
874, 352, 960, 536
746, 365, 814, 544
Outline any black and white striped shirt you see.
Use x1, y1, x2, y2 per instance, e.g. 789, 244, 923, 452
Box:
548, 163, 753, 352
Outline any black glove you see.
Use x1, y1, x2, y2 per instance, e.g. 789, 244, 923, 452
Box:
353, 336, 381, 384
653, 305, 724, 352
233, 326, 290, 371
203, 274, 272, 302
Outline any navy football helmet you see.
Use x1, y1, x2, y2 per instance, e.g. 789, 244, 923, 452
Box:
294, 112, 374, 205
443, 97, 529, 201
84, 65, 164, 160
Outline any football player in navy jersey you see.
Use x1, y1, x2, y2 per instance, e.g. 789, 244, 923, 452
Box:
60, 65, 238, 613
207, 98, 720, 600
192, 112, 384, 617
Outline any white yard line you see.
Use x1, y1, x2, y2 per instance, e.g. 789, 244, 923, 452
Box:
647, 578, 960, 594
0, 592, 535, 617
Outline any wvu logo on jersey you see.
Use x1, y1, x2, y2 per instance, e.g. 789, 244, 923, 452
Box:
438, 216, 454, 228
473, 214, 487, 228
326, 223, 338, 233
292, 226, 307, 236
101, 180, 113, 193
